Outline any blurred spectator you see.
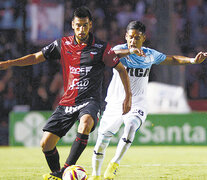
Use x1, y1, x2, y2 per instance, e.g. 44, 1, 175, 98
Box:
63, 1, 73, 36
0, 68, 14, 125
49, 72, 63, 110
187, 0, 207, 48
135, 0, 146, 20
95, 28, 108, 41
0, 1, 15, 29
185, 52, 201, 98
142, 5, 157, 47
116, 2, 137, 28
31, 85, 52, 110
108, 20, 124, 47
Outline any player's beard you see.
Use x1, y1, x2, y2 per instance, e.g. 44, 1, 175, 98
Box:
76, 34, 89, 43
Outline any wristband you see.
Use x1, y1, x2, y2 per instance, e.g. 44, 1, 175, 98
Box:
189, 58, 196, 64
129, 48, 135, 54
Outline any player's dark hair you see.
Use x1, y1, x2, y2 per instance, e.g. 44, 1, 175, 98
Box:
127, 21, 146, 34
72, 6, 92, 21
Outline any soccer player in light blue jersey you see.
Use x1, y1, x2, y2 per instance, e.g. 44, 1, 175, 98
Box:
89, 21, 207, 180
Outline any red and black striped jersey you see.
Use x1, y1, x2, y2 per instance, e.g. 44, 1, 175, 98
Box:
42, 33, 119, 107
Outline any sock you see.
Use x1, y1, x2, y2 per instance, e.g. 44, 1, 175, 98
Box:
62, 133, 88, 170
92, 134, 112, 176
111, 136, 132, 164
43, 147, 60, 172
111, 116, 141, 164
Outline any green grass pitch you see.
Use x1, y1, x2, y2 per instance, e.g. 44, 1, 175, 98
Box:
1, 146, 207, 179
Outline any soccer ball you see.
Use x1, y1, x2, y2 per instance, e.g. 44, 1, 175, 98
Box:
62, 165, 88, 180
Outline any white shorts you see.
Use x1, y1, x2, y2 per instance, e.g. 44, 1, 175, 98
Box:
98, 103, 147, 135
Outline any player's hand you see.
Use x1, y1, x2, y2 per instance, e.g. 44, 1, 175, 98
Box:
130, 48, 146, 57
194, 52, 207, 64
0, 61, 10, 70
122, 94, 132, 115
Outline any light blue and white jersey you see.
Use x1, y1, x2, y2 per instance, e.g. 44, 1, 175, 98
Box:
105, 43, 166, 110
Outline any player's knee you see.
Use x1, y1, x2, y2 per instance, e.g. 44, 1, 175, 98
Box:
126, 117, 140, 132
127, 121, 138, 133
79, 122, 93, 134
79, 115, 94, 134
40, 137, 51, 151
40, 139, 55, 152
123, 116, 141, 142
94, 135, 111, 154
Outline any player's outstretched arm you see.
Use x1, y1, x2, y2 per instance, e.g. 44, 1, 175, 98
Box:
114, 62, 132, 115
160, 52, 207, 65
0, 51, 46, 70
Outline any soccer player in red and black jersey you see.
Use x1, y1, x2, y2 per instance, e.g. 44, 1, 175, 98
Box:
0, 6, 133, 180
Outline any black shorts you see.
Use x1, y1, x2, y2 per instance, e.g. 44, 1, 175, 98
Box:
43, 101, 100, 138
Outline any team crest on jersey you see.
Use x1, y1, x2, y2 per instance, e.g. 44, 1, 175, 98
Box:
65, 41, 71, 45
144, 54, 154, 63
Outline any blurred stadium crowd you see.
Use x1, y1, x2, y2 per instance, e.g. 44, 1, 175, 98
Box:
0, 0, 207, 145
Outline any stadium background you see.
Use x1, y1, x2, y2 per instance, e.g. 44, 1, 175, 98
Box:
0, 0, 207, 146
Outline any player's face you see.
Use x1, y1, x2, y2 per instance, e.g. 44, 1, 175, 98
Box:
125, 29, 145, 49
72, 17, 92, 43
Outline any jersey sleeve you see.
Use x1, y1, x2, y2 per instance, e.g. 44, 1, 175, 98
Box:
102, 43, 120, 67
151, 49, 166, 64
41, 39, 61, 60
112, 44, 129, 65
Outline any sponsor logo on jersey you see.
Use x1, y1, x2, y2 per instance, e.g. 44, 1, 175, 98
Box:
69, 78, 90, 90
65, 102, 89, 114
127, 67, 150, 77
69, 65, 92, 75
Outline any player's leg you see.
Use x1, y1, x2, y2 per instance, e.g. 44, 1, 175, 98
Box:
90, 108, 123, 179
63, 114, 93, 168
91, 133, 112, 177
42, 105, 78, 180
40, 131, 60, 172
62, 101, 100, 172
104, 114, 142, 179
41, 105, 69, 174
111, 115, 141, 164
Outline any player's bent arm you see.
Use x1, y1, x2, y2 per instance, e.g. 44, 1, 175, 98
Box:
114, 62, 132, 114
114, 48, 145, 58
160, 52, 207, 65
0, 51, 46, 70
